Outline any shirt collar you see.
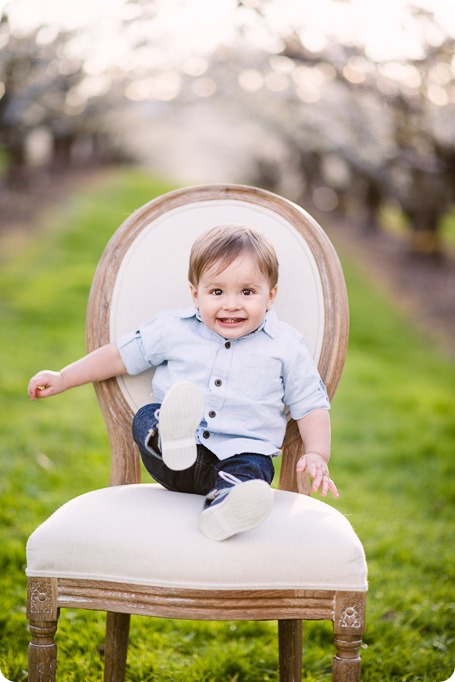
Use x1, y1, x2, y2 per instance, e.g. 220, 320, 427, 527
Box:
179, 306, 199, 320
262, 309, 279, 338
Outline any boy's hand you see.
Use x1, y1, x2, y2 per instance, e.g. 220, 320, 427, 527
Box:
28, 371, 67, 400
296, 452, 339, 498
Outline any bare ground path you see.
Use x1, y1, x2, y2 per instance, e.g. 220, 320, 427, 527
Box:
1, 168, 454, 359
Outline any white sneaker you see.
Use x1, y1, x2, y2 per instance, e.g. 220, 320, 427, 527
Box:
199, 479, 273, 541
158, 382, 204, 471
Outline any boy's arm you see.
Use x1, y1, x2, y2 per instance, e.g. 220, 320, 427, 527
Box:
295, 409, 339, 498
28, 343, 127, 400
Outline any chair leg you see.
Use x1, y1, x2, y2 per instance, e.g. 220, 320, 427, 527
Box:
103, 612, 131, 682
332, 633, 362, 682
332, 591, 366, 681
278, 619, 302, 681
28, 619, 59, 682
27, 578, 59, 682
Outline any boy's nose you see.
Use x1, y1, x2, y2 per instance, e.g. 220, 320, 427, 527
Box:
223, 295, 241, 310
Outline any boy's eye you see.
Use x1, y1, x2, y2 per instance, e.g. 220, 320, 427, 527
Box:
211, 289, 223, 296
242, 288, 254, 296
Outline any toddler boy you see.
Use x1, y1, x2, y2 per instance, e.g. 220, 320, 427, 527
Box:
28, 224, 338, 541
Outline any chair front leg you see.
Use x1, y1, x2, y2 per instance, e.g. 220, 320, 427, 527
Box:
332, 591, 366, 682
27, 578, 59, 682
332, 633, 362, 682
278, 619, 302, 681
28, 619, 59, 682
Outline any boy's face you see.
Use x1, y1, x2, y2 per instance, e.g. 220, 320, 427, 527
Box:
190, 253, 277, 339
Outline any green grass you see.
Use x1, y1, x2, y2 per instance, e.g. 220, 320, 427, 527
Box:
1, 168, 454, 681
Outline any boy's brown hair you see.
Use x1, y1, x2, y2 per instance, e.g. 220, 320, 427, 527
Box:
188, 224, 279, 288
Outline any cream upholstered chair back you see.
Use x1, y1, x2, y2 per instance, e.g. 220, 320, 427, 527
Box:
86, 184, 349, 490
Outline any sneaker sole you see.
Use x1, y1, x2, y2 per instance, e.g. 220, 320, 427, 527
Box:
199, 480, 273, 541
159, 382, 204, 471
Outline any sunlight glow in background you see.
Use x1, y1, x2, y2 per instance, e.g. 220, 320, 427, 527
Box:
3, 0, 454, 110
3, 0, 455, 63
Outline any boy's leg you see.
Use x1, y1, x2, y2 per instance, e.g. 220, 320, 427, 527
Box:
199, 454, 275, 541
132, 402, 162, 457
133, 390, 275, 540
133, 402, 174, 489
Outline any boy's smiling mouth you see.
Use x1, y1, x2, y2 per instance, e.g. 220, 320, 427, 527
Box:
218, 317, 245, 325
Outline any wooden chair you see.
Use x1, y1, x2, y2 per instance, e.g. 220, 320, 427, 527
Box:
26, 184, 367, 681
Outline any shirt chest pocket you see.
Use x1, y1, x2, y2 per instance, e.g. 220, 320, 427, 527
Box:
237, 356, 283, 401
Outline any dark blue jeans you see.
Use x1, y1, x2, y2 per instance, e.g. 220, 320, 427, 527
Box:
132, 403, 275, 498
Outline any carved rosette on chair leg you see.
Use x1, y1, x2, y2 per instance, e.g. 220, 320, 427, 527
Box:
27, 577, 59, 682
332, 592, 366, 682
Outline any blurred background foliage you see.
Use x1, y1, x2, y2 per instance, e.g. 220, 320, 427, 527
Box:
1, 0, 454, 256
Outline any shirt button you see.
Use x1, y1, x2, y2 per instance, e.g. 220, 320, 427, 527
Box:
214, 379, 222, 387
202, 430, 210, 439
225, 341, 231, 349
208, 410, 216, 418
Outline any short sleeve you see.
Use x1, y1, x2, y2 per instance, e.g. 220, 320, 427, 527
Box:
282, 334, 330, 420
116, 314, 168, 376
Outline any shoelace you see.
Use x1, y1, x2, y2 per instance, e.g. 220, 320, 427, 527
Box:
205, 470, 243, 505
217, 470, 243, 486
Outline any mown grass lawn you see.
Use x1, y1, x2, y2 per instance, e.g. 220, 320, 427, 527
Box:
1, 168, 454, 681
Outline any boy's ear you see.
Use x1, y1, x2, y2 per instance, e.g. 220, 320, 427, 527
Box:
189, 283, 198, 307
267, 285, 278, 310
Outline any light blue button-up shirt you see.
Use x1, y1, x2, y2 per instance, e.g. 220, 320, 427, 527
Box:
117, 307, 329, 460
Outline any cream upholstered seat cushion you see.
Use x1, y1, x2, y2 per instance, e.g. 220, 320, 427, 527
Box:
26, 484, 367, 592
